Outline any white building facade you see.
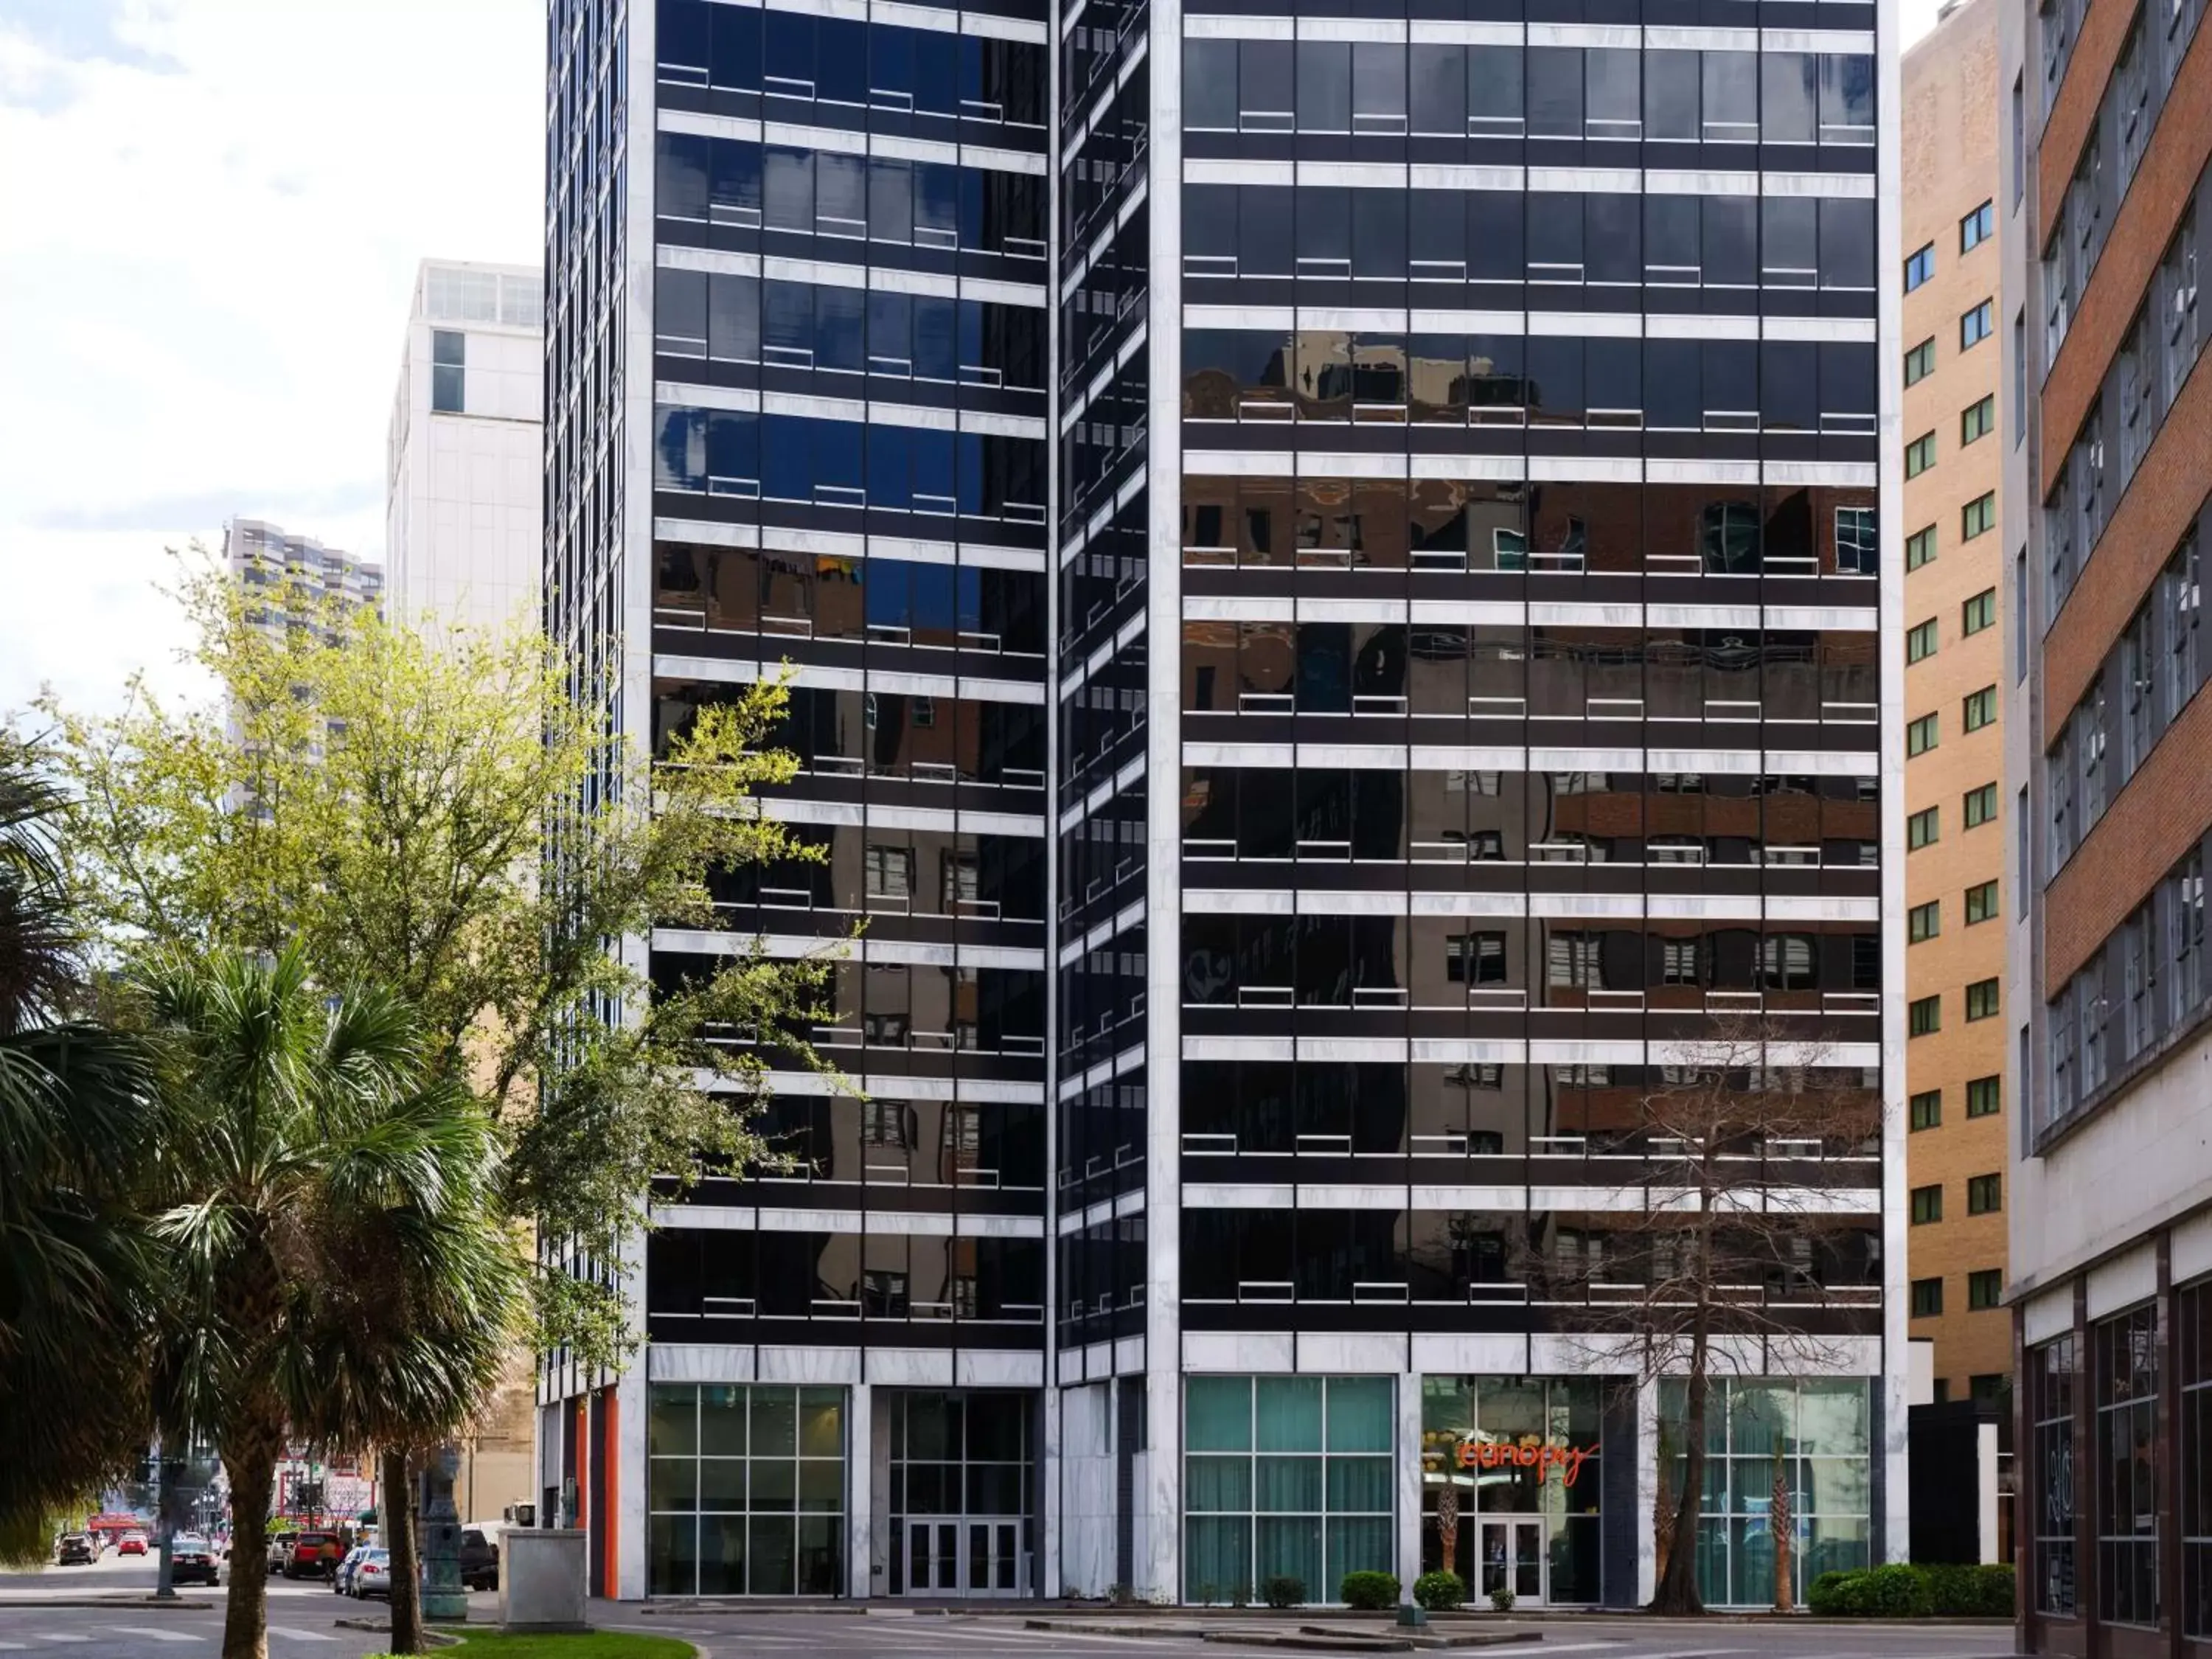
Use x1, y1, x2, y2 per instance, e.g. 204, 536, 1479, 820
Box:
385, 260, 546, 640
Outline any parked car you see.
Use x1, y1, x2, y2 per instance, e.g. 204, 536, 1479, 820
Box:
351, 1548, 392, 1599
171, 1534, 220, 1587
459, 1528, 500, 1592
52, 1532, 97, 1566
281, 1531, 342, 1579
333, 1545, 368, 1596
116, 1530, 148, 1557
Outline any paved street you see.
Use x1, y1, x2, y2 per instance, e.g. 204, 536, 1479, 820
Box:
0, 1562, 2025, 1659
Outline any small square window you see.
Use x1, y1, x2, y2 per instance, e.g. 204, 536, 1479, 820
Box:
1969, 1372, 2007, 1401
1968, 1269, 2004, 1310
1910, 994, 1942, 1035
1967, 1172, 2003, 1214
1961, 299, 1995, 347
1961, 199, 1994, 251
1911, 1183, 1944, 1224
1965, 976, 2000, 1020
1964, 782, 1999, 827
1906, 431, 1938, 477
1908, 713, 1941, 756
1908, 806, 1941, 848
1905, 338, 1937, 385
1907, 618, 1939, 662
1963, 686, 1997, 731
431, 327, 466, 414
1963, 493, 1997, 539
1909, 900, 1941, 942
1906, 243, 1937, 291
1962, 588, 1997, 635
1961, 394, 1995, 445
1966, 1074, 2002, 1116
1907, 525, 1939, 569
1912, 1276, 1944, 1316
1910, 1088, 1942, 1130
1966, 878, 2000, 924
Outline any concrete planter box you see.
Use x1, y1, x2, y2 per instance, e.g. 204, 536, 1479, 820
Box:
498, 1529, 588, 1634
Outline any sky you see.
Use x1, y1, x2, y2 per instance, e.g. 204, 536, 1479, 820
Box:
0, 0, 1946, 723
0, 0, 541, 723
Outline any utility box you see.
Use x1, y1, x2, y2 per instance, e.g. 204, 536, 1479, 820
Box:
499, 1528, 588, 1633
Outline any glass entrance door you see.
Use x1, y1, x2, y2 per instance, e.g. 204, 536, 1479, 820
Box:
1477, 1519, 1545, 1607
900, 1518, 1024, 1596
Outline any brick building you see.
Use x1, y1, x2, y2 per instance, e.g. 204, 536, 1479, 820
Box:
2000, 0, 2212, 1644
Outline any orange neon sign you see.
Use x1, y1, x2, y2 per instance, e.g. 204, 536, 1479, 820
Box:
1450, 1439, 1599, 1486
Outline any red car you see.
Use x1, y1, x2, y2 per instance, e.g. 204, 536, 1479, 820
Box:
282, 1532, 342, 1579
116, 1531, 148, 1557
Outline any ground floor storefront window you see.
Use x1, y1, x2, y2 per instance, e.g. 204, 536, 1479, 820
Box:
1660, 1377, 1870, 1607
648, 1383, 846, 1595
886, 1388, 1034, 1596
2030, 1332, 2080, 1617
1418, 1377, 1603, 1606
2184, 1279, 2212, 1638
2095, 1303, 2160, 1627
1183, 1376, 1394, 1604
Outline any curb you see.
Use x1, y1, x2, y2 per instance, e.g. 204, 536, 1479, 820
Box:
0, 1597, 215, 1610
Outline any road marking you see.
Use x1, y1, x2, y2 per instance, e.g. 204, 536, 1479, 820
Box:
265, 1627, 340, 1644
102, 1628, 204, 1643
29, 1637, 93, 1646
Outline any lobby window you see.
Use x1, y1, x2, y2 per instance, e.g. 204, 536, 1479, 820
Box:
1908, 713, 1940, 756
2183, 1281, 2211, 1636
1962, 589, 1996, 636
2096, 1304, 2161, 1626
1961, 394, 1995, 445
1186, 1375, 1394, 1605
1966, 879, 2000, 925
1912, 1277, 1944, 1316
1966, 1074, 2002, 1116
1961, 199, 1994, 251
1908, 900, 1941, 943
1910, 1184, 1944, 1224
1420, 1377, 1603, 1603
1964, 686, 1997, 731
1963, 493, 1997, 539
1966, 977, 2000, 1020
647, 1383, 847, 1596
1660, 1378, 1871, 1607
1907, 524, 1938, 569
1961, 299, 1995, 348
1906, 242, 1936, 291
2031, 1335, 2079, 1613
1910, 994, 1942, 1035
1907, 618, 1938, 663
431, 329, 466, 413
1966, 1173, 2002, 1214
1910, 1088, 1941, 1130
1905, 431, 1937, 478
1905, 337, 1936, 386
1908, 805, 1940, 849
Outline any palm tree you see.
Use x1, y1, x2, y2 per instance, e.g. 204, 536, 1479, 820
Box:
0, 737, 154, 1559
134, 945, 525, 1659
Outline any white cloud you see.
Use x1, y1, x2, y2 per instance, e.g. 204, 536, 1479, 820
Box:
0, 0, 541, 721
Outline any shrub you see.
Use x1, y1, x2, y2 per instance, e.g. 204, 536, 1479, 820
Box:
1340, 1571, 1400, 1611
1966, 1564, 2017, 1617
1489, 1585, 1516, 1613
1262, 1574, 1306, 1610
1413, 1570, 1465, 1612
1806, 1571, 1857, 1615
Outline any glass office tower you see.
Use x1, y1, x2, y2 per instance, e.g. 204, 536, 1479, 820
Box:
544, 0, 1903, 1605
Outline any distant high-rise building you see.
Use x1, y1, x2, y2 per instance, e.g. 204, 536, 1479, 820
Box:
540, 0, 1901, 1609
2002, 0, 2212, 1646
223, 516, 383, 625
1899, 0, 2009, 1413
384, 260, 545, 639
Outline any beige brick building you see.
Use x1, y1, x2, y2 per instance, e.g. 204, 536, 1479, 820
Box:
1901, 0, 2011, 1405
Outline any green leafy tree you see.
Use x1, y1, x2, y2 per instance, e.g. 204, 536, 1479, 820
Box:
44, 551, 838, 1359
0, 735, 155, 1560
135, 945, 526, 1659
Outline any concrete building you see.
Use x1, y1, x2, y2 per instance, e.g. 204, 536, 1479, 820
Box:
540, 0, 1904, 1608
2000, 0, 2212, 1646
385, 260, 545, 639
224, 516, 383, 624
1900, 0, 2011, 1409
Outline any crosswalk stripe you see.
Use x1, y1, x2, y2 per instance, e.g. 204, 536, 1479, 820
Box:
266, 1628, 340, 1644
102, 1627, 204, 1643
